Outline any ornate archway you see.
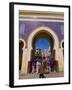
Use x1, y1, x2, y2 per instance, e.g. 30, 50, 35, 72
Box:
21, 27, 64, 74
27, 27, 59, 62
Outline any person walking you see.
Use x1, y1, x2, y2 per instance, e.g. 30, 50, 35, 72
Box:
39, 62, 46, 78
36, 61, 41, 73
47, 60, 51, 73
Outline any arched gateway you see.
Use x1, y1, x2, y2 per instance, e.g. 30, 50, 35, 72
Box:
21, 27, 64, 74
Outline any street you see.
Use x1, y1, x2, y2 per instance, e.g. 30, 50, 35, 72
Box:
19, 71, 64, 79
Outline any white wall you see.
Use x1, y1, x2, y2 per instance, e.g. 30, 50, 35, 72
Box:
0, 0, 72, 89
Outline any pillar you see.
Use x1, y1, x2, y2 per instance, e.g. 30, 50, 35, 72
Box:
55, 48, 64, 72
21, 48, 28, 74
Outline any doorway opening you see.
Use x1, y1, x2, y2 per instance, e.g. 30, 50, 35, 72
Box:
28, 30, 58, 73
19, 40, 24, 70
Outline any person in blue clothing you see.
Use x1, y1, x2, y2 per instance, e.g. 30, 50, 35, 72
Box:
46, 56, 51, 73
36, 61, 41, 73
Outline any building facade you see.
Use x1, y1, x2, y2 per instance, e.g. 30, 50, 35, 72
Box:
19, 11, 64, 74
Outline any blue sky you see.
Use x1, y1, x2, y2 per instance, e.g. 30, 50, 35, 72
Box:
35, 38, 50, 50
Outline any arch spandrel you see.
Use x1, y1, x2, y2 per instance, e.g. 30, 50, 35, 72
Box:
27, 27, 59, 50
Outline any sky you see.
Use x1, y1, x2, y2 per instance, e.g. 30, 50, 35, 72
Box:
35, 38, 50, 50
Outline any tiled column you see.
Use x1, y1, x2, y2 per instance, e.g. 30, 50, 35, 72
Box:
55, 48, 64, 72
21, 48, 28, 74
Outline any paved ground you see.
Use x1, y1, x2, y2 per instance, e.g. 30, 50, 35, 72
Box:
19, 71, 64, 79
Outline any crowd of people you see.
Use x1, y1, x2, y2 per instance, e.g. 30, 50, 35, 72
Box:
31, 56, 59, 78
